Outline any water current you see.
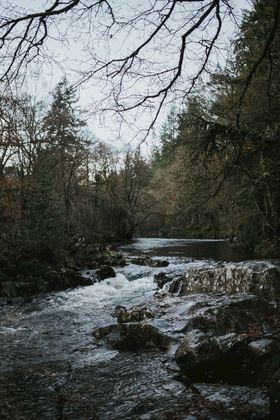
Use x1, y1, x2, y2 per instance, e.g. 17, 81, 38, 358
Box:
0, 238, 265, 419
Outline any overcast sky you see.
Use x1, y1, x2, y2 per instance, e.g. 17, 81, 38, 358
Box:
1, 0, 252, 153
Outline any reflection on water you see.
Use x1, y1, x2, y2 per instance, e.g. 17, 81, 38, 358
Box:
122, 237, 252, 261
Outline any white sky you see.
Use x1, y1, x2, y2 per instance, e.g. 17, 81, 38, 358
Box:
1, 0, 252, 154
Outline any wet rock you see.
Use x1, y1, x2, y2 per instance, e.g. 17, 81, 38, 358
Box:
114, 305, 155, 323
94, 304, 168, 351
269, 369, 280, 417
248, 338, 276, 356
175, 295, 280, 384
193, 383, 269, 419
154, 272, 174, 288
92, 324, 119, 339
131, 255, 169, 267
175, 329, 250, 383
49, 269, 93, 290
107, 293, 280, 388
112, 322, 170, 351
95, 265, 116, 280
188, 294, 274, 335
169, 261, 280, 301
92, 321, 170, 351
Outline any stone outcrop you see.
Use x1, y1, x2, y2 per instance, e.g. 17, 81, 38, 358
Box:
168, 261, 280, 302
92, 304, 167, 350
95, 265, 116, 280
93, 292, 280, 412
92, 320, 169, 351
175, 295, 280, 384
113, 323, 170, 350
270, 369, 280, 416
131, 255, 169, 267
113, 305, 155, 323
90, 250, 127, 269
154, 272, 174, 288
92, 324, 119, 339
92, 259, 280, 416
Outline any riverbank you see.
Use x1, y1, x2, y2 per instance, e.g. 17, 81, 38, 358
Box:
1, 238, 280, 418
0, 239, 126, 298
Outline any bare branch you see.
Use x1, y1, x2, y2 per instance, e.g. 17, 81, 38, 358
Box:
0, 0, 237, 136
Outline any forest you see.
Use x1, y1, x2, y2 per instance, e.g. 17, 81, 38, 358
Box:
148, 0, 280, 255
0, 0, 279, 297
2, 2, 280, 419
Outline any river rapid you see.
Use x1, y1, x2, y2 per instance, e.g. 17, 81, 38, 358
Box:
0, 238, 267, 419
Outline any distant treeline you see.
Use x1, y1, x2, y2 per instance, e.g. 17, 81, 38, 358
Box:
0, 78, 156, 280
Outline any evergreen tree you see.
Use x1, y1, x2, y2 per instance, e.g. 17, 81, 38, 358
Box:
209, 0, 280, 253
42, 78, 89, 234
152, 107, 179, 167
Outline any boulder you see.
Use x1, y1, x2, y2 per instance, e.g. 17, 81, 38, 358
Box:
95, 265, 116, 280
131, 255, 169, 267
269, 369, 280, 417
176, 330, 251, 383
113, 322, 170, 351
92, 320, 170, 351
169, 261, 280, 302
154, 272, 174, 288
74, 241, 127, 269
92, 324, 119, 339
114, 305, 155, 323
175, 295, 280, 384
93, 302, 168, 351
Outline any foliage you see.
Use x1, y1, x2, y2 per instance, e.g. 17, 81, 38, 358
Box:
0, 78, 154, 295
144, 0, 280, 256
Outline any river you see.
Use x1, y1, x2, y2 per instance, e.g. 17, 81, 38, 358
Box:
0, 238, 266, 419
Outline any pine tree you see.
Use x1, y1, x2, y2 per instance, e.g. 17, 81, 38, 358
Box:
43, 78, 89, 234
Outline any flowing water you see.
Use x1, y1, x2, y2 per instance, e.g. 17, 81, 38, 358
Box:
0, 238, 265, 419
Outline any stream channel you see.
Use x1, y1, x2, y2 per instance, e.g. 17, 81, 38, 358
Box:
0, 238, 268, 419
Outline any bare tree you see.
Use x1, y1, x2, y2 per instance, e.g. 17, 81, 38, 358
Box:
0, 1, 263, 136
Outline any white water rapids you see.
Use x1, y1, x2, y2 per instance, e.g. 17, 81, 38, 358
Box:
0, 238, 268, 419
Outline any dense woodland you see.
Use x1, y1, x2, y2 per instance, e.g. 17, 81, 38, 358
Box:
0, 79, 155, 294
146, 0, 280, 257
0, 0, 279, 295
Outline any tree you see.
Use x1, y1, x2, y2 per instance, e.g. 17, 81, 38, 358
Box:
152, 107, 179, 167
207, 0, 280, 253
42, 78, 90, 234
145, 0, 280, 253
0, 94, 46, 240
118, 151, 154, 238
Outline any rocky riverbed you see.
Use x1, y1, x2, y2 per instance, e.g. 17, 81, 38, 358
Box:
1, 238, 280, 419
